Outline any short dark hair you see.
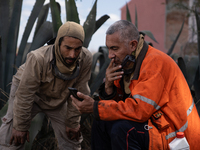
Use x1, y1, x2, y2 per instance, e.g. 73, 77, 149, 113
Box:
106, 20, 139, 44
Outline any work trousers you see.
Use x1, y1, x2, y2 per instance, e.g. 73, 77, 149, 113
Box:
91, 119, 149, 150
0, 83, 82, 150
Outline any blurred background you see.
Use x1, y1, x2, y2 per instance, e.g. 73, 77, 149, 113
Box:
0, 0, 200, 149
20, 0, 125, 53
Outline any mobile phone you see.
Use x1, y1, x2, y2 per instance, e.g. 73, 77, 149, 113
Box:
68, 87, 83, 101
116, 55, 136, 72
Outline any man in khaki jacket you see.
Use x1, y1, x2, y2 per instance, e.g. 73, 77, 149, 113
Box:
0, 21, 92, 150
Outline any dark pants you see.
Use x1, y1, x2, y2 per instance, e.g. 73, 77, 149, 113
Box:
91, 120, 149, 150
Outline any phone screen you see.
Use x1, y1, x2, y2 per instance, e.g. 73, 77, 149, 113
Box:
68, 87, 83, 101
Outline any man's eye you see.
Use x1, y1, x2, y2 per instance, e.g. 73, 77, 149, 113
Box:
75, 47, 82, 51
66, 46, 71, 50
112, 47, 118, 50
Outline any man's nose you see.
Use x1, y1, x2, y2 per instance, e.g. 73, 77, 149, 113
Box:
69, 50, 76, 58
108, 51, 115, 59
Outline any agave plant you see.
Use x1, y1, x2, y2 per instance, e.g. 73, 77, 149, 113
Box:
168, 1, 200, 115
0, 0, 52, 102
0, 0, 110, 149
0, 0, 110, 103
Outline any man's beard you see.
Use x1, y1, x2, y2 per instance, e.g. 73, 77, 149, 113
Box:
64, 57, 77, 65
113, 58, 122, 67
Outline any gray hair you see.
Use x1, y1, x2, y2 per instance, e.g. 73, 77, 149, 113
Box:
106, 20, 139, 44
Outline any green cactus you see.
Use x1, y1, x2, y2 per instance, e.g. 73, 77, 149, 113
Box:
0, 0, 110, 149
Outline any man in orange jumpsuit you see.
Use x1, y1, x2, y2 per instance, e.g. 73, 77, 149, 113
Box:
72, 20, 200, 150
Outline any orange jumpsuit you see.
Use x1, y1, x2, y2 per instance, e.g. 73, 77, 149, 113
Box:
94, 44, 200, 149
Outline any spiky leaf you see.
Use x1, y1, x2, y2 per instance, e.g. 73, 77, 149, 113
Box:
90, 58, 110, 95
83, 0, 97, 48
135, 5, 138, 28
89, 46, 110, 95
93, 15, 110, 34
126, 3, 132, 22
184, 55, 199, 88
33, 3, 50, 39
16, 0, 45, 68
5, 0, 23, 89
50, 0, 62, 37
24, 113, 45, 149
177, 57, 187, 80
65, 0, 80, 23
167, 20, 184, 55
140, 30, 158, 43
22, 21, 53, 63
0, 0, 10, 91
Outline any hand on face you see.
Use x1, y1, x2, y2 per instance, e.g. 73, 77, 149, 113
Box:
105, 59, 124, 95
66, 125, 81, 141
10, 128, 29, 146
71, 92, 94, 114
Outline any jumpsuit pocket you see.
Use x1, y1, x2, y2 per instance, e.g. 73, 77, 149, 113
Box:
1, 116, 13, 124
151, 110, 169, 131
0, 116, 13, 145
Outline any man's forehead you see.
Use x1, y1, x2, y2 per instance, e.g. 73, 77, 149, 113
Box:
106, 33, 121, 44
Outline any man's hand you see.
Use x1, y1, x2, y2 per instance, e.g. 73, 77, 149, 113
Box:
71, 92, 94, 114
105, 59, 123, 95
66, 125, 81, 141
9, 128, 29, 146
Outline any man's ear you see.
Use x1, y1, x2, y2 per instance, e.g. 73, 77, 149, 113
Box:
129, 40, 138, 52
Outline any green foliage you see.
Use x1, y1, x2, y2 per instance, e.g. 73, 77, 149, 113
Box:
167, 20, 185, 55
25, 113, 45, 150
126, 3, 131, 22
66, 0, 80, 24
33, 3, 50, 39
0, 0, 110, 149
171, 54, 200, 115
0, 0, 11, 95
50, 0, 62, 37
16, 0, 46, 68
0, 0, 109, 105
5, 0, 23, 87
89, 46, 110, 95
134, 6, 137, 28
169, 1, 200, 115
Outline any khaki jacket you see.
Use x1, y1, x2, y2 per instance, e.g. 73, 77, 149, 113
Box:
12, 45, 92, 131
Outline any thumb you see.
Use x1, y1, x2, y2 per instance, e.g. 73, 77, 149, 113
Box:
77, 92, 87, 99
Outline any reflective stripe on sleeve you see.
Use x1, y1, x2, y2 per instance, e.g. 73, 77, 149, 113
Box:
165, 100, 194, 140
133, 94, 161, 110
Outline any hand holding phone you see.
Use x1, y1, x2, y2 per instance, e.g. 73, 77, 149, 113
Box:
68, 87, 83, 101
116, 55, 135, 72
